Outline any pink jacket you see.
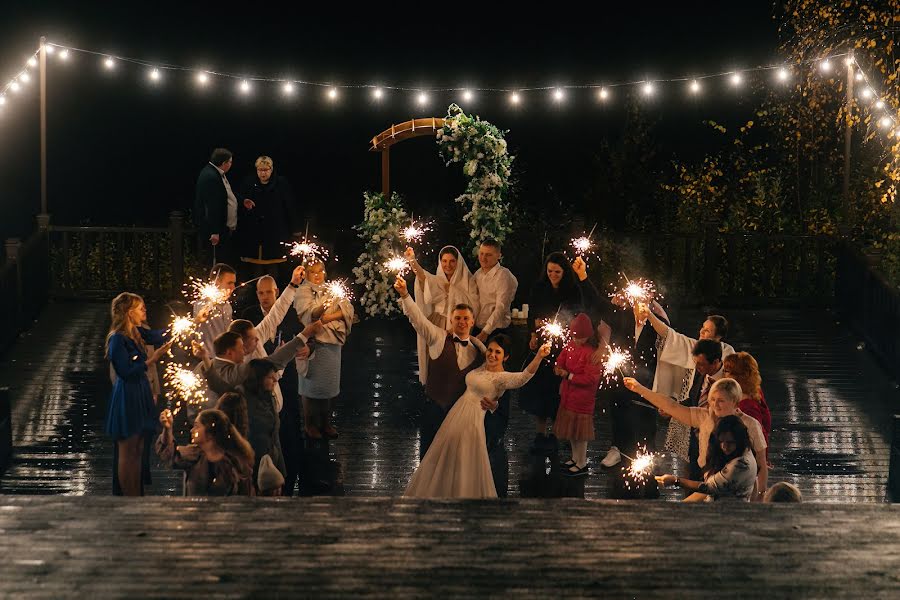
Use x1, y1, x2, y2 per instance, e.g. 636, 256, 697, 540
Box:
556, 342, 602, 414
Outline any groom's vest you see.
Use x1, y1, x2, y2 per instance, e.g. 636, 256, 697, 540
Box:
425, 333, 484, 410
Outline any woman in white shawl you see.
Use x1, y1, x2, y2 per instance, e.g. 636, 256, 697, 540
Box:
404, 245, 480, 385
293, 260, 354, 440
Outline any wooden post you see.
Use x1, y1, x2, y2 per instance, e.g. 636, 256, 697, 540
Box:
169, 211, 184, 295
39, 36, 48, 217
842, 54, 854, 223
381, 148, 390, 198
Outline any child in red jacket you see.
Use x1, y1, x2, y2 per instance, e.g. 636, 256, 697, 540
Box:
554, 313, 603, 476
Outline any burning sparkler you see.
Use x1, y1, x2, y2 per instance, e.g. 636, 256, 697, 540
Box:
622, 447, 657, 489
166, 314, 201, 351
612, 273, 658, 307
186, 277, 229, 307
285, 238, 329, 265
570, 223, 597, 259
538, 318, 571, 350
603, 345, 633, 378
401, 218, 432, 244
164, 362, 207, 415
323, 279, 354, 307
383, 254, 411, 276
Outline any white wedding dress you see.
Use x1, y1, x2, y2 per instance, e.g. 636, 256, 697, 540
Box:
404, 366, 534, 498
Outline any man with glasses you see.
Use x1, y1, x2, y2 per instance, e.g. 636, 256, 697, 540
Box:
237, 155, 302, 281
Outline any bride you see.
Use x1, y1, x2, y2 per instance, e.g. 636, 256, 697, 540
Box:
403, 328, 550, 499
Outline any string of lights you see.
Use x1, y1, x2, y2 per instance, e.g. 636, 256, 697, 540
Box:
0, 40, 896, 138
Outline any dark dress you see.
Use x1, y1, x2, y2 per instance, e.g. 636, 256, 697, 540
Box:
105, 328, 167, 440
237, 173, 301, 263
519, 278, 601, 419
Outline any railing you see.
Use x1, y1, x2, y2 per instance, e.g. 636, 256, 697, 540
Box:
0, 219, 50, 353
47, 211, 195, 299
834, 241, 900, 380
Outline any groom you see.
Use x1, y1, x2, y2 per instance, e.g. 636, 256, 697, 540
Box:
394, 277, 508, 490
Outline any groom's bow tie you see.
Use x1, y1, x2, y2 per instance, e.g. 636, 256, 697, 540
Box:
452, 337, 469, 347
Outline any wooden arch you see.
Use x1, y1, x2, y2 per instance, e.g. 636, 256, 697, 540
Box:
369, 117, 445, 197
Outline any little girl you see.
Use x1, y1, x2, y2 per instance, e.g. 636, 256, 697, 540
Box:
553, 313, 603, 476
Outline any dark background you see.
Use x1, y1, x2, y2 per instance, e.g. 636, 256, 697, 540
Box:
0, 3, 781, 255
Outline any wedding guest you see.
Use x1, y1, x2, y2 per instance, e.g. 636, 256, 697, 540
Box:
724, 352, 771, 464
238, 359, 287, 488
624, 377, 768, 500
239, 274, 305, 495
215, 392, 249, 439
655, 415, 758, 502
553, 313, 603, 476
227, 265, 307, 413
194, 148, 238, 267
293, 260, 354, 440
520, 252, 599, 446
193, 263, 237, 358
237, 155, 302, 280
156, 408, 254, 496
764, 481, 802, 503
105, 292, 172, 496
599, 300, 669, 468
472, 239, 518, 343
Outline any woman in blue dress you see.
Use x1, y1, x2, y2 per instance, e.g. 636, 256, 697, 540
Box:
105, 292, 172, 496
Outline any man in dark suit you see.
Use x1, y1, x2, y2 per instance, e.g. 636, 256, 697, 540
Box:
239, 275, 305, 496
195, 148, 237, 268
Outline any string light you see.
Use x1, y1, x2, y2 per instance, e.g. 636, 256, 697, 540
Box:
875, 100, 884, 109
861, 88, 873, 99
372, 87, 383, 99
462, 89, 473, 102
282, 82, 295, 95
0, 95, 6, 105
104, 56, 115, 70
642, 82, 654, 96
195, 72, 209, 86
148, 68, 161, 82
9, 81, 20, 92
239, 79, 251, 94
879, 116, 892, 128
730, 72, 742, 86
27, 57, 37, 68
844, 56, 855, 66
855, 71, 864, 82
328, 87, 338, 100
598, 87, 609, 101
417, 92, 428, 106
553, 88, 565, 102
44, 44, 54, 55
19, 72, 30, 83
777, 68, 790, 82
689, 80, 701, 94
820, 59, 832, 73
510, 92, 520, 104
59, 49, 69, 60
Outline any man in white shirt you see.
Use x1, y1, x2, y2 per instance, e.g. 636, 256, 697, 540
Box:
193, 263, 237, 358
473, 239, 518, 344
194, 148, 238, 267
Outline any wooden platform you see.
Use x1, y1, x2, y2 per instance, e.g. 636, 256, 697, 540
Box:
0, 496, 898, 598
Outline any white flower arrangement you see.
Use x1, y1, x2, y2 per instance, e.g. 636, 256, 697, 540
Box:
436, 104, 514, 253
352, 191, 409, 318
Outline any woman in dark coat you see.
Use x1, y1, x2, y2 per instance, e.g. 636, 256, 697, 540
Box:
520, 252, 600, 446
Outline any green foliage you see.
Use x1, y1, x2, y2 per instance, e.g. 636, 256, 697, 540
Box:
352, 191, 408, 318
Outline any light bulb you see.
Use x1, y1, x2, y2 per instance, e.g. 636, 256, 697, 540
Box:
553, 88, 564, 101
820, 59, 832, 73
598, 87, 609, 101
196, 72, 209, 85
855, 72, 863, 82
875, 100, 885, 109
777, 68, 789, 81
372, 87, 383, 99
19, 72, 30, 83
642, 82, 654, 96
879, 116, 892, 128
27, 57, 37, 67
59, 49, 69, 60
283, 82, 295, 95
417, 92, 427, 105
462, 89, 473, 102
239, 80, 251, 94
104, 57, 115, 69
861, 88, 873, 99
510, 92, 520, 104
730, 72, 742, 86
689, 80, 701, 94
844, 56, 855, 66
328, 88, 338, 100
0, 95, 6, 105
10, 81, 20, 92
44, 44, 54, 55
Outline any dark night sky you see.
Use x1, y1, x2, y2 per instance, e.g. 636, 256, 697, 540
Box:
0, 2, 782, 245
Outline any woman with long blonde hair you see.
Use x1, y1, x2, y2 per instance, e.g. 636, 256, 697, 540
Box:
105, 292, 171, 495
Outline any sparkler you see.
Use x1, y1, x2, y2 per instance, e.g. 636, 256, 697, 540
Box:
323, 279, 354, 307
601, 344, 633, 384
612, 272, 658, 307
285, 238, 329, 265
166, 314, 201, 350
164, 362, 207, 415
401, 217, 432, 244
383, 254, 411, 276
621, 446, 657, 489
186, 277, 228, 307
537, 318, 571, 350
570, 223, 597, 257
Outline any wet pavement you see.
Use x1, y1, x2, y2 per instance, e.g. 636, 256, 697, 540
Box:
0, 299, 897, 502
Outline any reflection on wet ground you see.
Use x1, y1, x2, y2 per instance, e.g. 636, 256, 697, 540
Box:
0, 301, 896, 502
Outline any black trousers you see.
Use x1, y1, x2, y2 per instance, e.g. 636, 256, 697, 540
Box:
197, 229, 237, 273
